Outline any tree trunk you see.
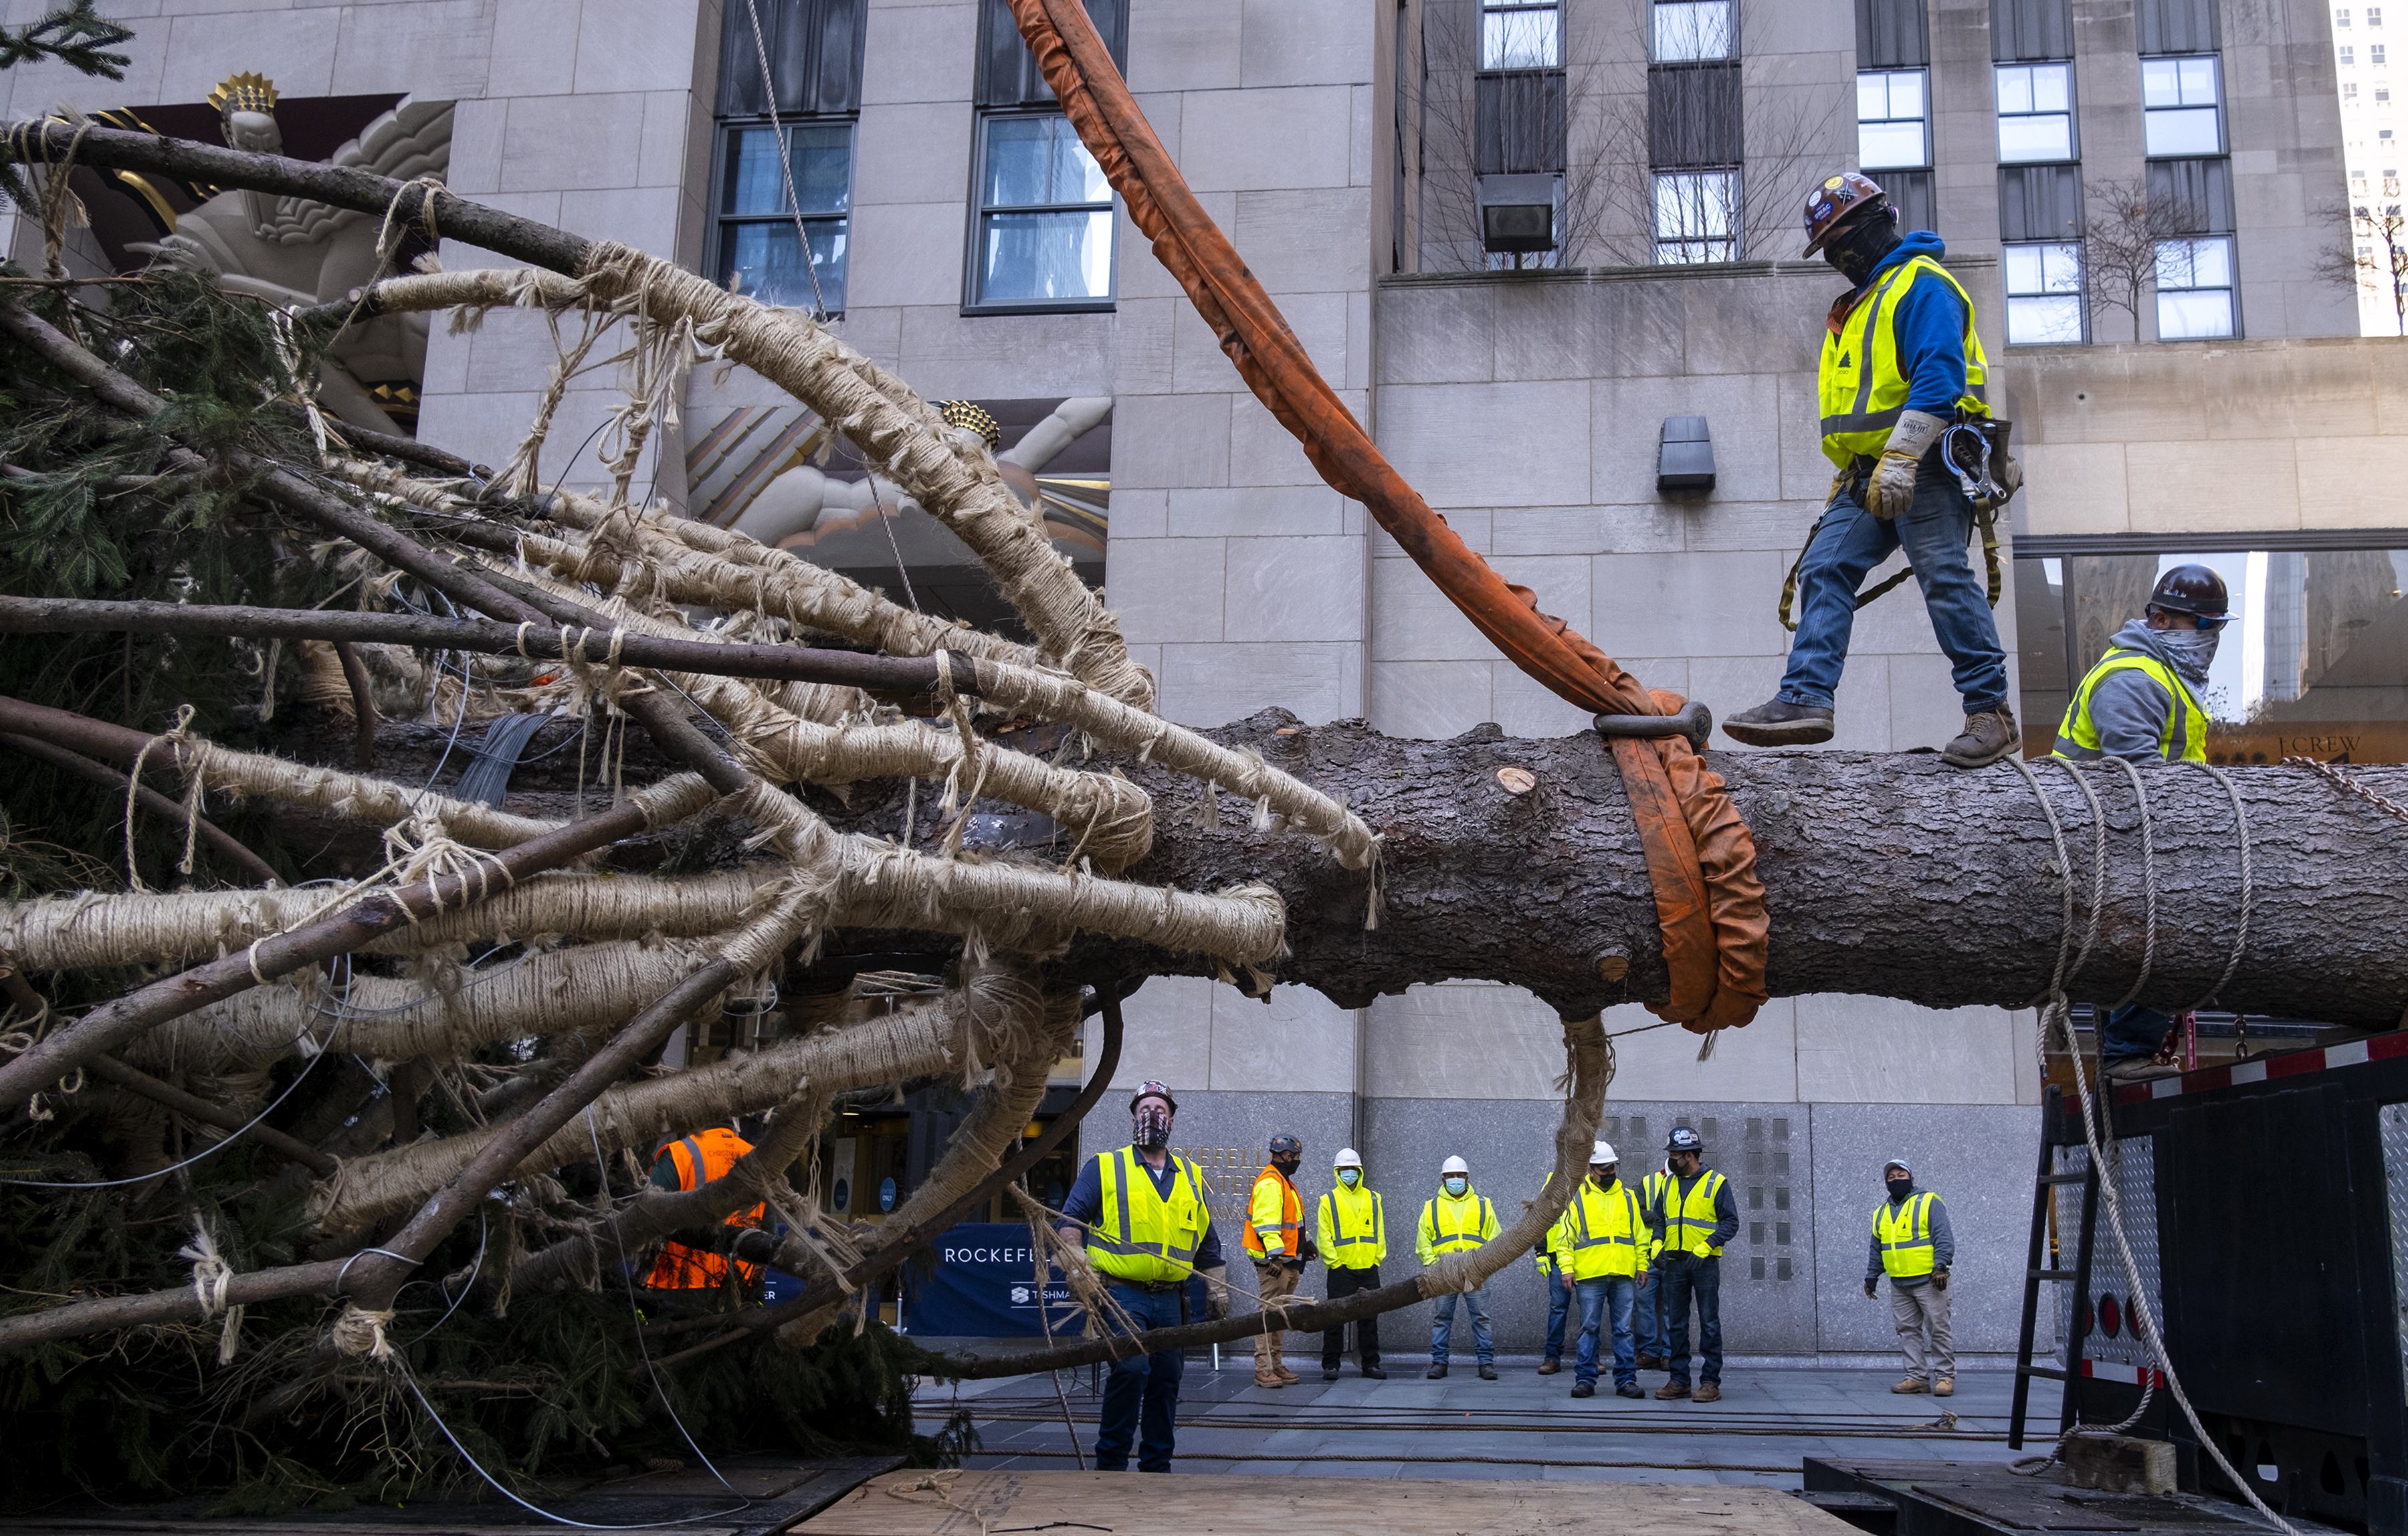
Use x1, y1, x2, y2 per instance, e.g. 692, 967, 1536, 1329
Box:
300, 708, 2408, 1029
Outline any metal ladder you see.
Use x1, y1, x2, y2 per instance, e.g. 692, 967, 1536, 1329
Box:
2009, 1082, 2101, 1449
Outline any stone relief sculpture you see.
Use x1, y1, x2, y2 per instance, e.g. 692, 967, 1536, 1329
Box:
128, 74, 452, 434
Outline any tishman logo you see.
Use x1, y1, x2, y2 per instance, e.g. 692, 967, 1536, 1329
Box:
942, 1246, 1038, 1265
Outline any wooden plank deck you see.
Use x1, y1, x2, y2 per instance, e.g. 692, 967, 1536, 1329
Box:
802, 1470, 1864, 1535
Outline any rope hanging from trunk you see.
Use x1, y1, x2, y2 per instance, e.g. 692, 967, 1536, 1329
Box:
1005, 0, 1767, 1030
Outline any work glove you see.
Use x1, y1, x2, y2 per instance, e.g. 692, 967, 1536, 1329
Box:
1933, 1269, 1950, 1293
1993, 452, 2024, 502
1866, 409, 1946, 519
1865, 1278, 1879, 1299
1203, 1273, 1229, 1321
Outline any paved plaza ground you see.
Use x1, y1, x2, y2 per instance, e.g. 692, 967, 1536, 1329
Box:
914, 1355, 2064, 1486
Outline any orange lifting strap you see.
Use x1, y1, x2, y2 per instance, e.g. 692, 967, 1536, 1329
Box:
1006, 0, 1769, 1032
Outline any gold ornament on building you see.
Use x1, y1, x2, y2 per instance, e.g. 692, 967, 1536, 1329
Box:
208, 72, 279, 118
936, 399, 1003, 450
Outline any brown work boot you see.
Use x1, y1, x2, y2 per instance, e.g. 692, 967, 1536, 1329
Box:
1636, 1353, 1667, 1371
1655, 1381, 1692, 1400
1537, 1358, 1561, 1375
1253, 1365, 1286, 1389
1934, 1378, 1955, 1398
1273, 1361, 1301, 1385
1942, 703, 2019, 769
1694, 1383, 1722, 1403
1892, 1377, 1929, 1394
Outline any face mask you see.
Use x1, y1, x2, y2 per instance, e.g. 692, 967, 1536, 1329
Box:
1824, 212, 1900, 287
1590, 1169, 1614, 1187
1338, 1169, 1360, 1187
1887, 1179, 1913, 1202
1444, 1176, 1468, 1197
1132, 1101, 1172, 1150
1273, 1158, 1300, 1179
2156, 626, 2221, 674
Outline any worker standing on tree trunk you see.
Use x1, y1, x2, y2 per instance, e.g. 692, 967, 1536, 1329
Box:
2053, 563, 2230, 1084
1550, 1141, 1656, 1401
1723, 171, 2023, 770
1317, 1146, 1389, 1381
1419, 1155, 1500, 1380
1648, 1127, 1736, 1402
1245, 1134, 1310, 1389
1866, 1158, 1956, 1396
1056, 1081, 1229, 1472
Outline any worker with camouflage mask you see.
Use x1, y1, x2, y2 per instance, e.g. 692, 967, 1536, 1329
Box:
1057, 1081, 1227, 1471
1724, 171, 2021, 769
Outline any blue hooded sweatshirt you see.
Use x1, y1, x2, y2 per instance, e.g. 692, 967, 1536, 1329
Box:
1846, 230, 1969, 419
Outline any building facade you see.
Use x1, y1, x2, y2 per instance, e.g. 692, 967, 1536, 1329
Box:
8, 0, 2397, 1359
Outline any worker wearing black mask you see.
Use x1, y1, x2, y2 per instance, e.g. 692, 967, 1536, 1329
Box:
1864, 1158, 1955, 1396
1723, 172, 2023, 769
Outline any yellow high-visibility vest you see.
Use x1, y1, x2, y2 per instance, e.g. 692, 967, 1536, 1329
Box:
2052, 650, 2206, 763
1418, 1189, 1497, 1263
1086, 1147, 1211, 1286
1875, 1190, 1943, 1279
1550, 1179, 1653, 1280
1659, 1169, 1728, 1258
1819, 254, 1990, 467
1318, 1184, 1386, 1270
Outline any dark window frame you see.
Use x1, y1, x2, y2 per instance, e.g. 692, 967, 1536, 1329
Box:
706, 0, 868, 318
963, 106, 1120, 315
965, 0, 1127, 315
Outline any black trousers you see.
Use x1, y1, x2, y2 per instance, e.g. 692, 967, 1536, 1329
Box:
1322, 1264, 1383, 1367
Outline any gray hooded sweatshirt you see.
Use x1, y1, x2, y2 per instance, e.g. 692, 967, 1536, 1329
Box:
2076, 619, 2213, 762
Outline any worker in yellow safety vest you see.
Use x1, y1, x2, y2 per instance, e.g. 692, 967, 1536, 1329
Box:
1550, 1141, 1656, 1400
1056, 1080, 1229, 1472
1865, 1158, 1957, 1396
1723, 171, 2023, 769
643, 1125, 765, 1290
2053, 563, 2230, 1085
1417, 1155, 1500, 1380
1634, 1160, 1672, 1371
1243, 1133, 1311, 1389
1645, 1127, 1735, 1402
1316, 1147, 1389, 1381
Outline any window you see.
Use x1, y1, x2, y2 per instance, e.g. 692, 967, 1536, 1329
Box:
2156, 235, 2235, 337
2143, 56, 2222, 155
1654, 0, 1733, 61
1655, 170, 1739, 262
969, 0, 1125, 312
1858, 69, 1929, 167
2339, 6, 2354, 22
1998, 62, 2075, 160
2003, 242, 2085, 341
2348, 81, 2363, 98
711, 0, 865, 316
970, 116, 1115, 308
718, 122, 852, 311
2377, 43, 2391, 62
2343, 44, 2359, 63
1484, 0, 1561, 68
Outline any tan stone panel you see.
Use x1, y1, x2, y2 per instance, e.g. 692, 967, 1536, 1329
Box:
2017, 440, 2132, 537
2124, 439, 2301, 532
2292, 436, 2408, 528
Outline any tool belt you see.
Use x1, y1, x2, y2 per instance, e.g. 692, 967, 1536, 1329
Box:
1777, 414, 2015, 634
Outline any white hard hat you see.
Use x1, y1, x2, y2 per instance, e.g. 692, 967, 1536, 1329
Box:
1591, 1140, 1617, 1165
1334, 1147, 1364, 1170
1441, 1155, 1470, 1176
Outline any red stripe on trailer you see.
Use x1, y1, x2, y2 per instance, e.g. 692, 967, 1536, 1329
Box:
2113, 1033, 2407, 1106
2079, 1359, 2165, 1387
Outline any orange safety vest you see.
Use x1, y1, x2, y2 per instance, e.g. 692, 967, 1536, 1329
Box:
645, 1127, 765, 1289
1243, 1163, 1304, 1259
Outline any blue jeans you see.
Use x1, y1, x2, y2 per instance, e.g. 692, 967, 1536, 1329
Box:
1095, 1282, 1187, 1472
2104, 1004, 2172, 1066
1658, 1254, 1722, 1386
1635, 1264, 1665, 1360
1431, 1285, 1494, 1365
1574, 1274, 1638, 1389
1778, 458, 2009, 713
1542, 1257, 1570, 1360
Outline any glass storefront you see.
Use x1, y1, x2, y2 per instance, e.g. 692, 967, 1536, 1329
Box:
2015, 544, 2408, 763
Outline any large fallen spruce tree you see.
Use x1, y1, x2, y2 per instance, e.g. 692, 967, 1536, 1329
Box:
0, 1, 2403, 1514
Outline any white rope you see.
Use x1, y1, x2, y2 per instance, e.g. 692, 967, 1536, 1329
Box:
2007, 757, 2296, 1532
